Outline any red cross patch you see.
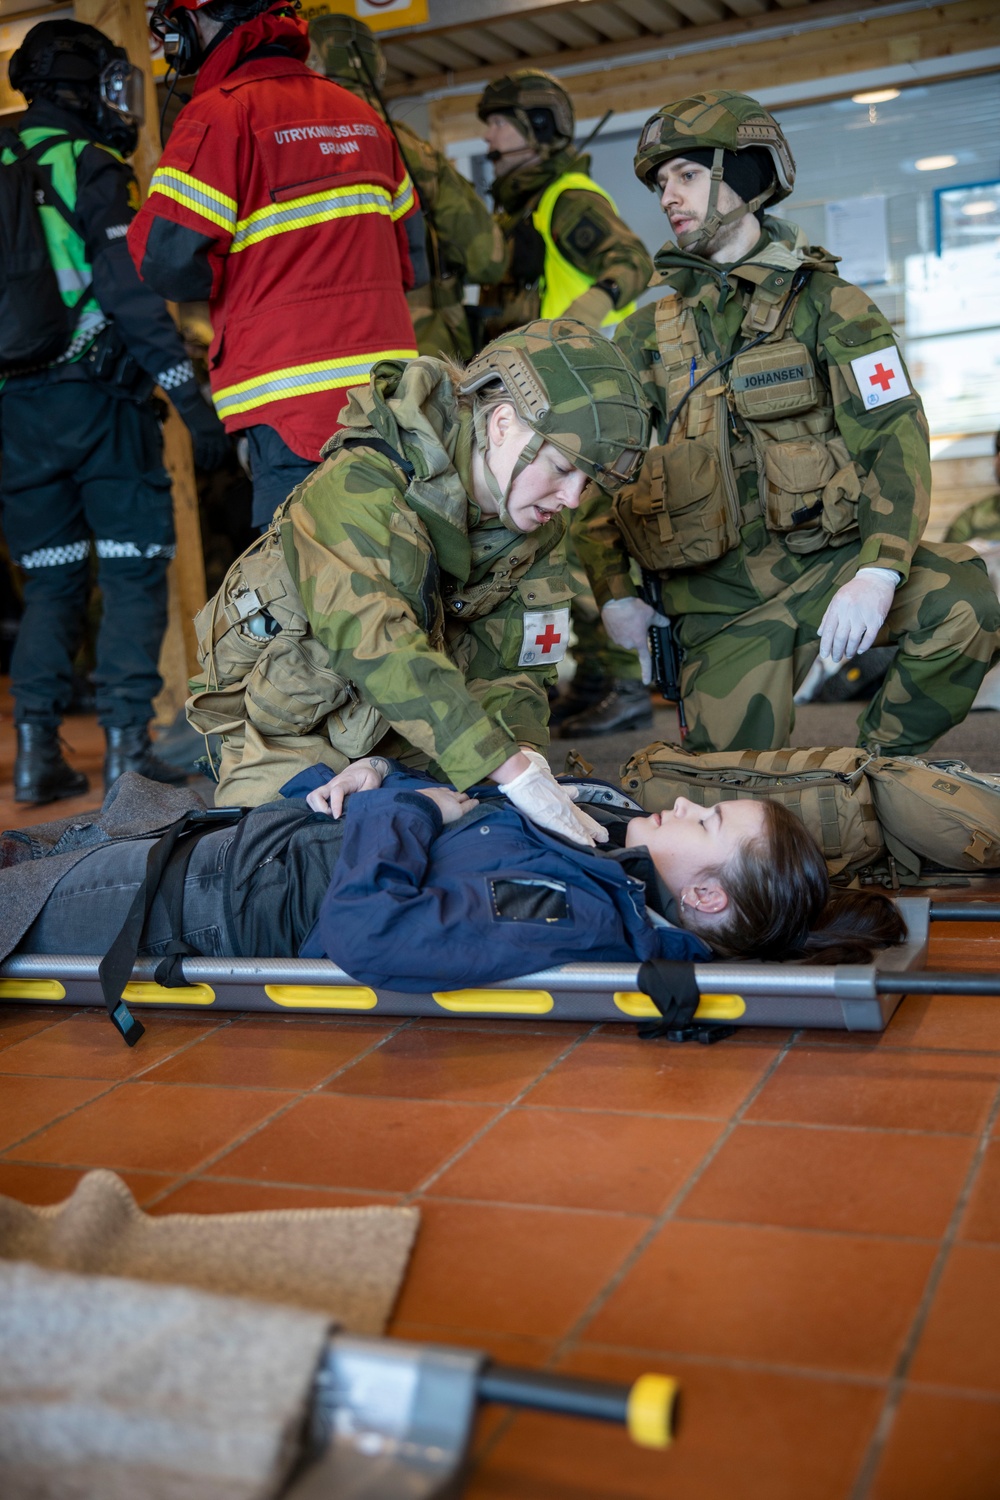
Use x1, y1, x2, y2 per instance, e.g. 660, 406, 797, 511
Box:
518, 607, 571, 668
849, 346, 910, 410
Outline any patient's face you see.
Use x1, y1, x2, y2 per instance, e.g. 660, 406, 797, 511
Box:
626, 796, 767, 897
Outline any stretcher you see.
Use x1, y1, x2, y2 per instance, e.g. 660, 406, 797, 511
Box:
3, 898, 999, 1037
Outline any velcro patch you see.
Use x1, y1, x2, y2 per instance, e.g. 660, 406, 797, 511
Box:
731, 363, 810, 392
850, 346, 910, 409
518, 607, 570, 667
565, 214, 603, 257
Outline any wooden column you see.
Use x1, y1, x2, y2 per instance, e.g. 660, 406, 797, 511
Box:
75, 0, 207, 725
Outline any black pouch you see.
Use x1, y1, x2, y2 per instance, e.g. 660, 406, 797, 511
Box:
82, 324, 155, 404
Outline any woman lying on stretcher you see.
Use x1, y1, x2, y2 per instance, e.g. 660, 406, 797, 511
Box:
11, 759, 904, 988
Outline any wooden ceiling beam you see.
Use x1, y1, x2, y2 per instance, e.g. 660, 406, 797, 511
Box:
384, 0, 903, 95
426, 0, 998, 142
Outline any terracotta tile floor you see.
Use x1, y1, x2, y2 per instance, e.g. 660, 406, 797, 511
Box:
3, 694, 1000, 1496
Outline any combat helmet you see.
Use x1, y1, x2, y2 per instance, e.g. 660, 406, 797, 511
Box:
308, 13, 385, 96
634, 90, 795, 254
459, 319, 650, 530
477, 69, 574, 153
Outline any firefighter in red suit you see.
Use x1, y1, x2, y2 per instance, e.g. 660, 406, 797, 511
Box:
130, 0, 426, 528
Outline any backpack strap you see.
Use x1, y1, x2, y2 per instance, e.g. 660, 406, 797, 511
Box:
339, 433, 416, 480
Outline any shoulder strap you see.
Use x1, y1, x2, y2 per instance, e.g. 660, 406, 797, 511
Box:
340, 433, 416, 480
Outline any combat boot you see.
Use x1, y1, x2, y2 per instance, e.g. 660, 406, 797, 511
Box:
14, 723, 89, 805
558, 680, 654, 738
549, 674, 612, 731
104, 725, 190, 794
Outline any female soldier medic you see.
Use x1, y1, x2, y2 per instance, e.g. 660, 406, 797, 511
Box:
187, 318, 650, 847
5, 759, 903, 998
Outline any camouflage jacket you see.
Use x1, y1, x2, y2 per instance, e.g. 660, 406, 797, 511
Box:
483, 148, 652, 339
395, 119, 506, 361
282, 358, 575, 791
576, 223, 931, 616
945, 491, 1000, 545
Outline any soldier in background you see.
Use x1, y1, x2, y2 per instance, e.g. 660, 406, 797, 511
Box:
309, 13, 505, 362
478, 68, 655, 737
945, 429, 1000, 545
576, 90, 1000, 756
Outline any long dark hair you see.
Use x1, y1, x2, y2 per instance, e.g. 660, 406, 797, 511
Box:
692, 800, 905, 963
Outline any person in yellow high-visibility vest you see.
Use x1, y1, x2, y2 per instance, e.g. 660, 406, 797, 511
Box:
478, 68, 655, 737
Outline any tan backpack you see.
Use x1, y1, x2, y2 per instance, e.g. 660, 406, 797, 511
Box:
620, 745, 885, 881
619, 743, 1000, 885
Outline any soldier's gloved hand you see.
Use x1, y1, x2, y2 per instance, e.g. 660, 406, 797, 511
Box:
818, 567, 899, 663
562, 283, 615, 329
601, 596, 669, 685
498, 749, 609, 848
171, 380, 230, 473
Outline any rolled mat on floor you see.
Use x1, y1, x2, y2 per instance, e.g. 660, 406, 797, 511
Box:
0, 1168, 419, 1333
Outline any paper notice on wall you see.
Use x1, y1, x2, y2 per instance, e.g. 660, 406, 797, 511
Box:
824, 196, 889, 286
306, 0, 429, 30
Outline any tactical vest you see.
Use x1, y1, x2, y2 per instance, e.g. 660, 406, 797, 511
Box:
10, 129, 107, 360
532, 171, 636, 328
612, 250, 864, 575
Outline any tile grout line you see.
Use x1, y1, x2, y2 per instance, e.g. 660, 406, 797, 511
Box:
847, 1072, 1000, 1500
469, 1029, 802, 1473
138, 1017, 417, 1209
401, 1024, 603, 1204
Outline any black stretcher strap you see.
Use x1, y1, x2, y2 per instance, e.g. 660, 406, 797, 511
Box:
98, 807, 244, 1045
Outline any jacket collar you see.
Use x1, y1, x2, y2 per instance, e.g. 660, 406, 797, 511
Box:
489, 147, 590, 214
654, 222, 838, 298
194, 5, 309, 96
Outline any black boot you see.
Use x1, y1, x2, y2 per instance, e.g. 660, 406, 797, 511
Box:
104, 725, 191, 793
549, 674, 612, 731
558, 680, 654, 738
14, 723, 89, 805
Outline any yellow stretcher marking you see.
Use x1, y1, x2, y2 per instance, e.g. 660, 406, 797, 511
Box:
122, 981, 216, 1005
433, 988, 554, 1014
0, 978, 66, 1000
614, 991, 746, 1020
265, 984, 378, 1009
627, 1374, 679, 1449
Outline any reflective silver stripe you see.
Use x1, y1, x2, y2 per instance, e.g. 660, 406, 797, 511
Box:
230, 186, 392, 251
157, 360, 195, 391
94, 540, 177, 559
214, 353, 410, 417
19, 541, 90, 569
55, 266, 89, 294
52, 311, 107, 366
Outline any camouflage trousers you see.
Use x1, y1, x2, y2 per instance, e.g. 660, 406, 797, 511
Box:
674, 542, 1000, 755
565, 529, 642, 684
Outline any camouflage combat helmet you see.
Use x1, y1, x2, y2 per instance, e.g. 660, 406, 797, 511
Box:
477, 69, 574, 152
634, 90, 795, 253
308, 13, 385, 94
459, 318, 650, 529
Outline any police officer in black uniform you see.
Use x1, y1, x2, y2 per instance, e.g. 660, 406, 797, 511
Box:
1, 20, 228, 805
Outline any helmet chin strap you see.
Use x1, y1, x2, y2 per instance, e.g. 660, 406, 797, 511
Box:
473, 406, 544, 532
676, 146, 772, 255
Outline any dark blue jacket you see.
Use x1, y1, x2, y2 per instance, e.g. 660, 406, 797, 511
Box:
281, 765, 710, 989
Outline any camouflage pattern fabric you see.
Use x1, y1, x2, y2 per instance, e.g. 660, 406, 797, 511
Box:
563, 527, 641, 684
945, 492, 1000, 545
575, 222, 1000, 754
282, 357, 577, 791
309, 23, 505, 362
483, 149, 652, 343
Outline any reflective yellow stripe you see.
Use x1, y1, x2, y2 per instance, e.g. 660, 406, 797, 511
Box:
214, 348, 417, 417
150, 166, 238, 234
391, 172, 415, 220
231, 182, 401, 252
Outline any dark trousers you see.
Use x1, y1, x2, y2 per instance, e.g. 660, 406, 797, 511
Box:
244, 424, 317, 531
20, 827, 236, 958
0, 369, 175, 729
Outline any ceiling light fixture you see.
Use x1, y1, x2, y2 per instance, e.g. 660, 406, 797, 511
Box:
961, 200, 998, 216
852, 89, 900, 104
915, 155, 958, 171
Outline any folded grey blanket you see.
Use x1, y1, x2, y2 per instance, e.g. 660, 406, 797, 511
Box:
0, 1261, 328, 1500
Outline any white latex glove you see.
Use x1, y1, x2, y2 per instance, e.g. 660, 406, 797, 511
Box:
817, 567, 899, 664
306, 758, 385, 817
499, 749, 609, 848
601, 596, 669, 686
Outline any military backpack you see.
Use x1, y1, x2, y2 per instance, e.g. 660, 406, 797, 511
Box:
620, 743, 1000, 886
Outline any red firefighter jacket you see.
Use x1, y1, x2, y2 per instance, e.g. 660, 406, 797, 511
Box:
128, 7, 418, 459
